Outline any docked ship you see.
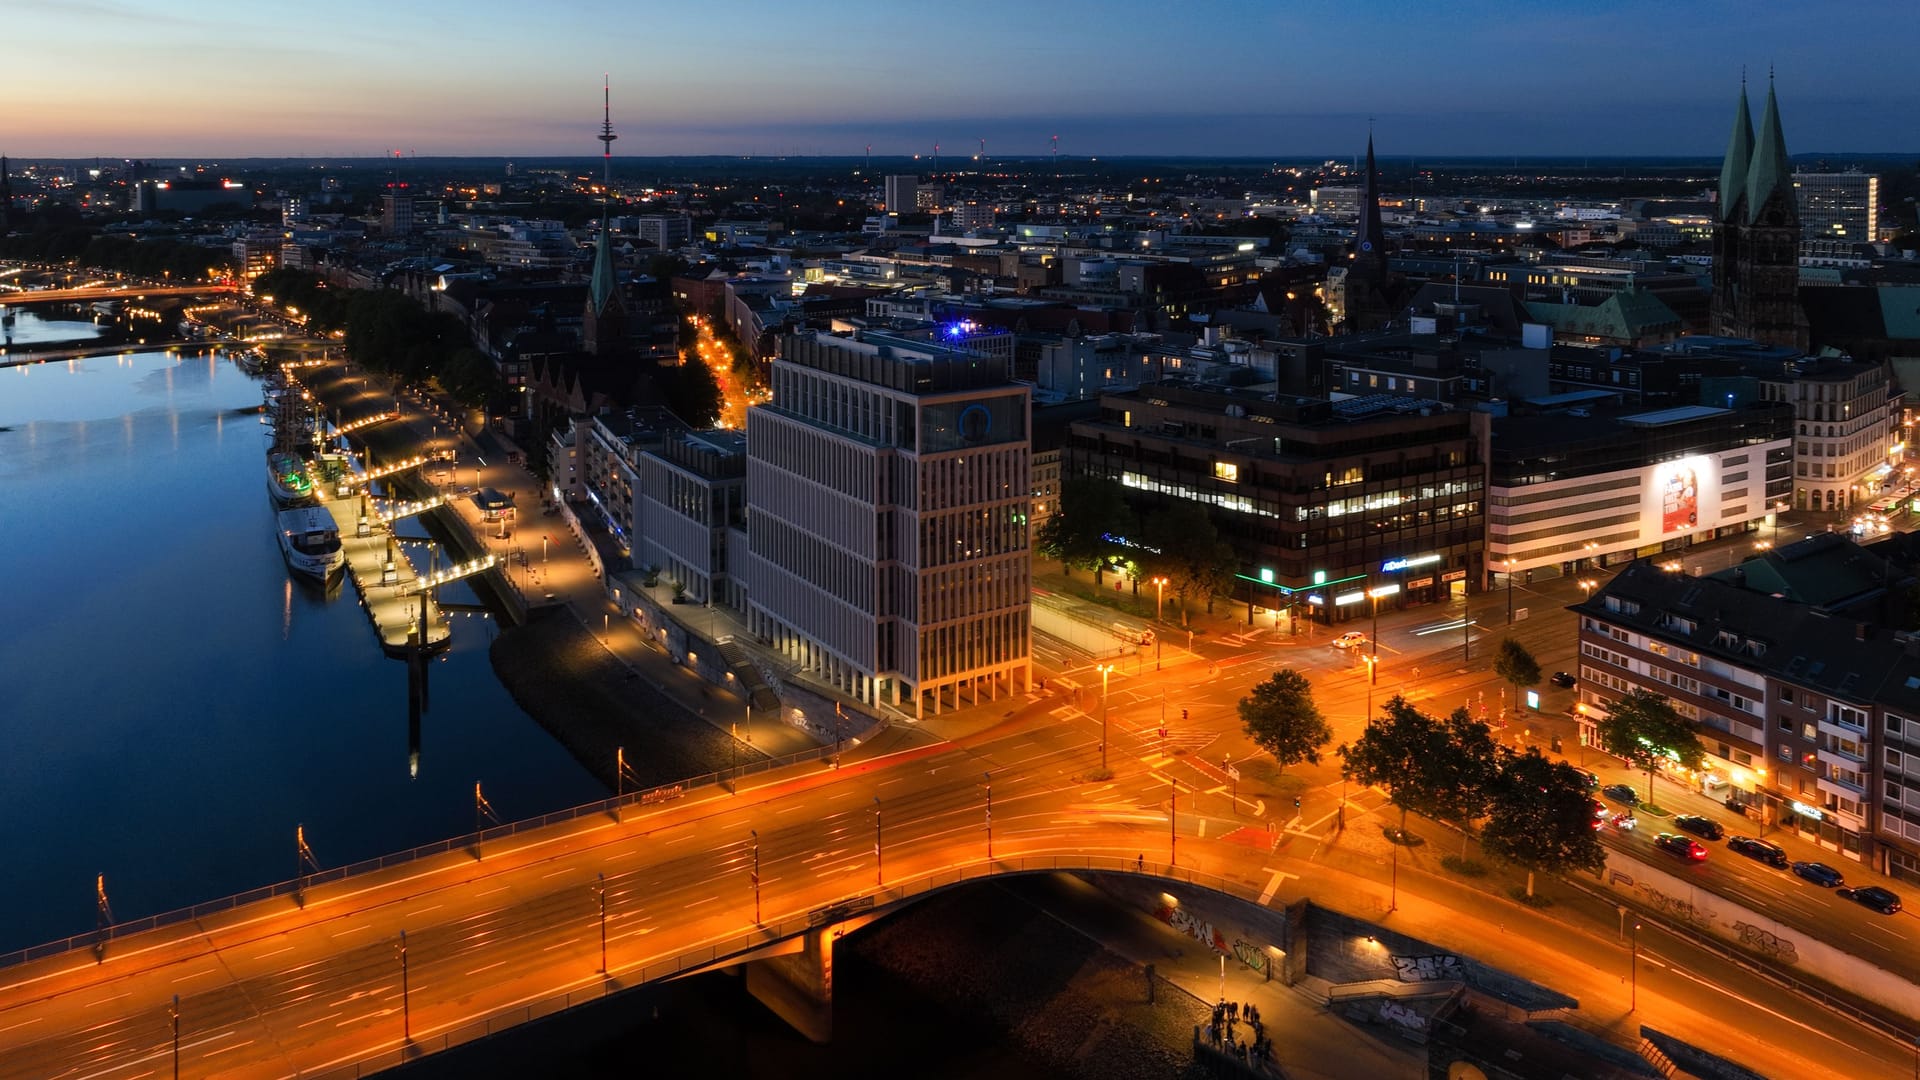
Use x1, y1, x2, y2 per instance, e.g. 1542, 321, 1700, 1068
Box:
267, 450, 314, 507
276, 505, 345, 584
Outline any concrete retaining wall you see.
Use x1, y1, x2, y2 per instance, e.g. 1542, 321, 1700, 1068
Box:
1598, 849, 1920, 1023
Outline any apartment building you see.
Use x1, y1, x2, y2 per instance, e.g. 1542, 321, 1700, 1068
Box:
1575, 538, 1920, 879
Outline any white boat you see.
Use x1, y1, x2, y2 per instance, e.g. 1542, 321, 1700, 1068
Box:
277, 506, 345, 584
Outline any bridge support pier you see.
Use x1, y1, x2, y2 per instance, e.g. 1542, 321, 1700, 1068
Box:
744, 926, 835, 1044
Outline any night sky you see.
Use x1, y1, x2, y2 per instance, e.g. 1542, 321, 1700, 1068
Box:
13, 0, 1917, 158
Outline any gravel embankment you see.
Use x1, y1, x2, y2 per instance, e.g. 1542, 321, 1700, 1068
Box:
850, 883, 1212, 1080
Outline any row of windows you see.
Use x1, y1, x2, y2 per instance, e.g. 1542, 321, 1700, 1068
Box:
918, 506, 1029, 569
918, 558, 1028, 628
917, 610, 1028, 682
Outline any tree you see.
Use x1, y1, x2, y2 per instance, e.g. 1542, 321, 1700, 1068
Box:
1481, 748, 1608, 897
1594, 687, 1705, 805
438, 347, 502, 409
1141, 503, 1236, 625
656, 360, 723, 429
1494, 638, 1542, 696
1035, 476, 1134, 581
1237, 670, 1331, 775
1340, 697, 1505, 844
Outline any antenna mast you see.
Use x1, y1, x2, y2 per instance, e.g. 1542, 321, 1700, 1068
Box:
597, 75, 617, 193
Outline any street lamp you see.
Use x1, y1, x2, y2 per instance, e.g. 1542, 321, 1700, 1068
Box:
597, 873, 608, 973
1630, 921, 1642, 1012
1578, 578, 1598, 602
1504, 558, 1515, 624
873, 797, 883, 887
170, 995, 180, 1080
1098, 662, 1116, 772
398, 930, 411, 1043
750, 830, 761, 925
1151, 575, 1168, 622
1169, 777, 1179, 867
984, 772, 993, 861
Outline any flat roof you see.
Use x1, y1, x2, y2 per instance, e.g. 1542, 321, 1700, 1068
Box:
1619, 405, 1730, 427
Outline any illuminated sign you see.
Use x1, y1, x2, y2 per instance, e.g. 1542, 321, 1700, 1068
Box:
1313, 570, 1327, 585
1334, 590, 1365, 606
1525, 690, 1540, 711
1648, 456, 1716, 537
1790, 800, 1825, 821
1381, 554, 1441, 573
1367, 584, 1400, 599
1307, 594, 1326, 606
1259, 568, 1275, 585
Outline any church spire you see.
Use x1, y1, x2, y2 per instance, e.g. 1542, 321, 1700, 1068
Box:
1355, 131, 1384, 262
584, 79, 628, 354
1743, 77, 1796, 226
1718, 82, 1753, 222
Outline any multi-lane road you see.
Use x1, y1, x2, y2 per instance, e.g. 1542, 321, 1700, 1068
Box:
1, 643, 1914, 1079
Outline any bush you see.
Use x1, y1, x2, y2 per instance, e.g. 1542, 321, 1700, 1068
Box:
1506, 886, 1553, 908
1440, 855, 1487, 877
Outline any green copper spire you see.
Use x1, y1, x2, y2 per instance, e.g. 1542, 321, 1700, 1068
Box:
1744, 78, 1795, 226
1718, 84, 1753, 222
589, 211, 619, 314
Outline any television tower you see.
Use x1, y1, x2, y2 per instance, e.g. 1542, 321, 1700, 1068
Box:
597, 74, 617, 190
865, 143, 871, 171
1051, 134, 1059, 176
933, 141, 940, 174
977, 136, 985, 161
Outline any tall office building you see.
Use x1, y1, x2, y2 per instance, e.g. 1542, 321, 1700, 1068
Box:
1794, 171, 1879, 257
883, 174, 918, 214
743, 329, 1032, 716
381, 185, 414, 235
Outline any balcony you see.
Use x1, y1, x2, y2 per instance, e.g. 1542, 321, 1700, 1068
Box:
1816, 772, 1866, 803
1817, 742, 1866, 768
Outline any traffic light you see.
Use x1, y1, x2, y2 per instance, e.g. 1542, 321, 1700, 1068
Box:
1181, 709, 1189, 720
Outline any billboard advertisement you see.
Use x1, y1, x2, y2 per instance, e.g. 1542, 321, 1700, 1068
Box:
1646, 456, 1716, 537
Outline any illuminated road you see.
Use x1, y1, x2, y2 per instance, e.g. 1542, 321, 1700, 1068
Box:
0, 284, 231, 305
0, 678, 1911, 1079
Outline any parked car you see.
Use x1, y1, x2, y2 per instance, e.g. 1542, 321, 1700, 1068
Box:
1837, 885, 1904, 915
1332, 631, 1368, 649
1654, 832, 1709, 861
1727, 835, 1789, 868
1601, 783, 1640, 806
1672, 814, 1726, 841
1791, 860, 1846, 888
1550, 671, 1576, 688
1572, 767, 1599, 790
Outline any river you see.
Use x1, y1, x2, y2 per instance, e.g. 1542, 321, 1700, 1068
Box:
0, 312, 603, 953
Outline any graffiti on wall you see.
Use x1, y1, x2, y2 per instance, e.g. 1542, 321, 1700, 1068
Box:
1732, 921, 1799, 964
1635, 883, 1718, 932
1378, 1001, 1426, 1031
1232, 939, 1268, 976
1388, 953, 1462, 982
1156, 900, 1229, 955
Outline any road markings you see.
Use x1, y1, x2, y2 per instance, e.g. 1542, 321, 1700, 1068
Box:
251, 945, 295, 962
476, 885, 511, 897
83, 990, 133, 1008
684, 895, 721, 909
203, 1039, 255, 1058
0, 1017, 42, 1033
466, 960, 509, 976
1258, 868, 1298, 905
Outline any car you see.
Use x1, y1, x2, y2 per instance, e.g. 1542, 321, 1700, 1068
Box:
1332, 631, 1368, 649
1727, 835, 1790, 868
1654, 832, 1709, 861
1601, 783, 1640, 806
1550, 671, 1576, 688
1672, 814, 1726, 841
1837, 885, 1904, 915
1791, 860, 1846, 888
1571, 768, 1599, 790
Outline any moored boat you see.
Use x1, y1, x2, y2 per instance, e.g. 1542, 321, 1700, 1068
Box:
267, 450, 314, 507
276, 506, 345, 584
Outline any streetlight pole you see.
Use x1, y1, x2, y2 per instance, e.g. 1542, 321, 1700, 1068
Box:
1152, 575, 1167, 622
398, 930, 411, 1043
984, 772, 993, 861
597, 873, 608, 973
873, 797, 883, 887
751, 830, 762, 926
1169, 778, 1179, 867
1630, 921, 1642, 1012
170, 995, 180, 1080
1099, 663, 1115, 772
1505, 559, 1514, 624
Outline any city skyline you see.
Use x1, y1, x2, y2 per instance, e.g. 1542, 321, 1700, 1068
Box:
11, 0, 1919, 159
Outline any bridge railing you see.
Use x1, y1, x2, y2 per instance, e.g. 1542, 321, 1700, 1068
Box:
306, 854, 1258, 1080
0, 742, 846, 972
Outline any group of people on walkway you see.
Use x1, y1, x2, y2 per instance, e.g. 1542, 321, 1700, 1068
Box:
1204, 998, 1275, 1069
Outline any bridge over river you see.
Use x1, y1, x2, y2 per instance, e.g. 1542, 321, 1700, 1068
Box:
0, 692, 1889, 1079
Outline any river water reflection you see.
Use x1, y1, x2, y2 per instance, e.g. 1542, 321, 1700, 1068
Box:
0, 315, 603, 953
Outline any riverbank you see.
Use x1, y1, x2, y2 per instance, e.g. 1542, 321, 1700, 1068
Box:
490, 606, 763, 792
